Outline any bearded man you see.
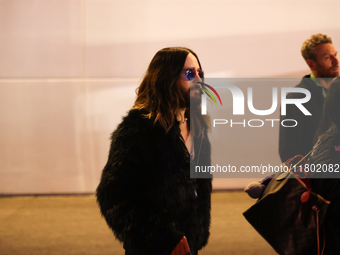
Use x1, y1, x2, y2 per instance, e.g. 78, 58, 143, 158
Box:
279, 33, 339, 162
96, 47, 212, 255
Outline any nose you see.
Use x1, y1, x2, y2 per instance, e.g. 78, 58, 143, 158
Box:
193, 69, 203, 82
193, 74, 202, 84
332, 55, 339, 65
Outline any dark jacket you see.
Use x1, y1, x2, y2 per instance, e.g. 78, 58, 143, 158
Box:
279, 75, 325, 162
308, 125, 340, 254
309, 124, 340, 168
96, 109, 212, 254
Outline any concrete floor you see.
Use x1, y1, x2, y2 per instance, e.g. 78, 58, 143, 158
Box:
0, 191, 277, 255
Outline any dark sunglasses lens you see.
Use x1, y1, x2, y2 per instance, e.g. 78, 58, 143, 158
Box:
185, 69, 203, 80
186, 69, 195, 80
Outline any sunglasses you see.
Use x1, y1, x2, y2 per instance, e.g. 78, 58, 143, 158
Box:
181, 68, 204, 81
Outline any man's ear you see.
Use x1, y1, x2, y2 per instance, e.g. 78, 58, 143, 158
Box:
306, 59, 316, 71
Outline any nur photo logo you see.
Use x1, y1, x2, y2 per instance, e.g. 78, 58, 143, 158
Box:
198, 82, 223, 114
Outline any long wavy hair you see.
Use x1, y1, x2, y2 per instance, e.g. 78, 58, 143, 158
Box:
314, 77, 340, 140
132, 47, 208, 133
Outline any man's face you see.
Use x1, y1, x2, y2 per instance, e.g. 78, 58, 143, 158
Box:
178, 53, 203, 106
313, 43, 339, 78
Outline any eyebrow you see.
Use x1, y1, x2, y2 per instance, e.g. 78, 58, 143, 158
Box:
323, 52, 337, 57
183, 66, 201, 70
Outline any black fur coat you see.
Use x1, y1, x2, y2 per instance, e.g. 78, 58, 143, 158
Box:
96, 109, 212, 254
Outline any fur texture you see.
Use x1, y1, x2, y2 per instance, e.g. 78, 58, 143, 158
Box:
96, 109, 212, 254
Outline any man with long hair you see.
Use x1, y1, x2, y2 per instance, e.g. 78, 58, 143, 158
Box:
279, 33, 339, 162
96, 47, 212, 255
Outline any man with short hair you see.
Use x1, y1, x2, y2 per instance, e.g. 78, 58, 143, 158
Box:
279, 33, 339, 162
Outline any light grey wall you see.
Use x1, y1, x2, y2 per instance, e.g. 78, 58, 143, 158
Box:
0, 0, 339, 194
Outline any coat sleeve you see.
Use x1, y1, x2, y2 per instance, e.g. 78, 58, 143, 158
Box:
96, 126, 185, 254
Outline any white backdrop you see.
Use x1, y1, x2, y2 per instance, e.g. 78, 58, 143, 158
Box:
0, 0, 339, 194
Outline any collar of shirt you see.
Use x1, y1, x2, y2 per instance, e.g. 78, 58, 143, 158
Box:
310, 74, 327, 98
